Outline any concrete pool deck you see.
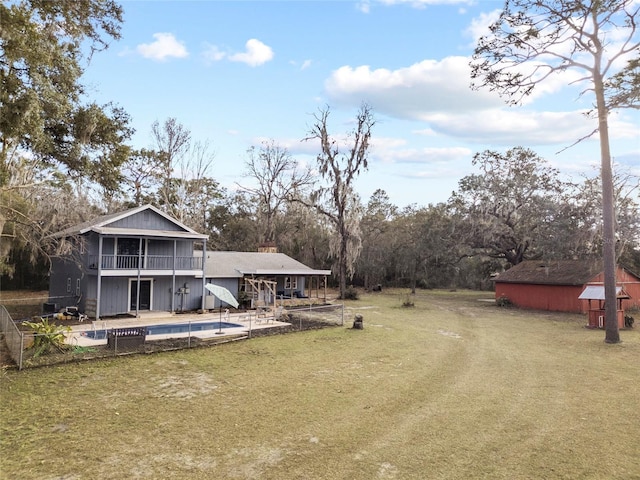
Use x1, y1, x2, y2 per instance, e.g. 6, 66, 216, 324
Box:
66, 310, 289, 347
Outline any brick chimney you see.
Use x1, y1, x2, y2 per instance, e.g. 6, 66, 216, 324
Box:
258, 242, 277, 253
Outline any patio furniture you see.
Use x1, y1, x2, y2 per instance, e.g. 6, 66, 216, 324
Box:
107, 327, 147, 349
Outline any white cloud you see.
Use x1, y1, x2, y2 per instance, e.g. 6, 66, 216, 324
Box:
228, 39, 274, 67
325, 56, 505, 118
202, 43, 226, 63
423, 108, 601, 146
289, 59, 313, 70
376, 144, 473, 165
357, 1, 371, 13
412, 128, 438, 137
465, 9, 501, 46
136, 33, 188, 61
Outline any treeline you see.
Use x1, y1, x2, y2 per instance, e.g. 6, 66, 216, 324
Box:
2, 128, 639, 293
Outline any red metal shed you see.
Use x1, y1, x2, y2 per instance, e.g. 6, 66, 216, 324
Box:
493, 260, 640, 313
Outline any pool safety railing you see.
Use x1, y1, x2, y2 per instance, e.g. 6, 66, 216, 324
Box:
3, 303, 345, 369
0, 305, 25, 370
286, 303, 345, 330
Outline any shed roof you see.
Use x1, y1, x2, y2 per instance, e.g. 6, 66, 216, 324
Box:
494, 259, 603, 286
203, 251, 331, 278
578, 285, 630, 300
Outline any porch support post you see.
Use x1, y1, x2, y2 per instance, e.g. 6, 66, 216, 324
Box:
135, 237, 142, 317
96, 236, 103, 320
323, 275, 327, 302
201, 239, 207, 311
171, 240, 176, 313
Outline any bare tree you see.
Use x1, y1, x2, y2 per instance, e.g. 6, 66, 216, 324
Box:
238, 140, 313, 245
149, 119, 218, 231
121, 149, 163, 206
151, 117, 191, 214
172, 140, 218, 230
302, 104, 375, 299
471, 0, 639, 343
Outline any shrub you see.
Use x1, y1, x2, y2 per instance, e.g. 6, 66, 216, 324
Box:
22, 317, 71, 358
624, 315, 634, 328
341, 287, 359, 300
496, 295, 512, 307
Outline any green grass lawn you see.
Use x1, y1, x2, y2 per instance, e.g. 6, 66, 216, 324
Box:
1, 289, 639, 479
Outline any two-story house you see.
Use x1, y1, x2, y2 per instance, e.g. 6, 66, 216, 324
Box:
48, 204, 208, 319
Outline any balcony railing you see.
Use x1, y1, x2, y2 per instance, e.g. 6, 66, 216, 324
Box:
88, 255, 202, 270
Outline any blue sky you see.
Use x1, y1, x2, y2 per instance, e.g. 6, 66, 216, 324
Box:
81, 0, 639, 208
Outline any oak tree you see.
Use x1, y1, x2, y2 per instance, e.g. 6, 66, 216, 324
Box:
449, 147, 566, 266
0, 0, 130, 276
239, 140, 313, 246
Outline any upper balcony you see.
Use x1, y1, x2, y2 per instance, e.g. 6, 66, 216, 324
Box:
88, 254, 203, 271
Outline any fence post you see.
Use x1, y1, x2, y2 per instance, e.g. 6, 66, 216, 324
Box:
19, 332, 24, 371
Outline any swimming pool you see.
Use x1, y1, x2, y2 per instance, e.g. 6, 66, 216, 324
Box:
82, 321, 243, 340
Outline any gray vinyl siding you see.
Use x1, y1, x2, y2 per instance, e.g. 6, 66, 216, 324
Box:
48, 257, 84, 311
147, 239, 195, 256
176, 241, 195, 256
153, 277, 173, 311
90, 276, 203, 316
171, 276, 204, 311
101, 236, 115, 255
147, 239, 173, 256
109, 210, 187, 231
98, 277, 130, 316
85, 232, 101, 256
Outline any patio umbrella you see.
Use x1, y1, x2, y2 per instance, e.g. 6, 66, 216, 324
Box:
205, 283, 239, 309
205, 283, 240, 334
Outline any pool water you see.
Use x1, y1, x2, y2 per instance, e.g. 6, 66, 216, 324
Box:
82, 321, 243, 339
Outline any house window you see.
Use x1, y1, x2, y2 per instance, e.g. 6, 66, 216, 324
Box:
284, 277, 297, 290
66, 277, 71, 293
76, 279, 81, 296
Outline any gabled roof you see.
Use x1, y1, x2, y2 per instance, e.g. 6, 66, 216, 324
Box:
50, 204, 208, 240
204, 251, 331, 278
578, 285, 629, 300
494, 259, 603, 286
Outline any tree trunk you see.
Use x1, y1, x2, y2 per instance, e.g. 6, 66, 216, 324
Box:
594, 71, 619, 343
339, 231, 347, 299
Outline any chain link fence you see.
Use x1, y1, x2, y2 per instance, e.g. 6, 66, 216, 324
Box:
1, 304, 345, 369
